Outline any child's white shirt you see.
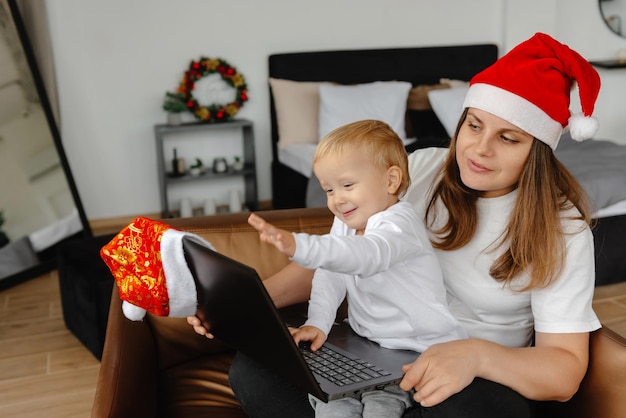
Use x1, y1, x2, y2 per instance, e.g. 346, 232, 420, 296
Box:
292, 201, 467, 352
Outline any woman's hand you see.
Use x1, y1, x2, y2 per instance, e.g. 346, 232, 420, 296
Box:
289, 325, 327, 352
399, 339, 482, 407
400, 332, 589, 407
186, 315, 215, 339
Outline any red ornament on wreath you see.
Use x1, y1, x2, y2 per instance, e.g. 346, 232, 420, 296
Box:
176, 57, 249, 123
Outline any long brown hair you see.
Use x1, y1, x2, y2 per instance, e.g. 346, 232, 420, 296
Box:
426, 109, 592, 290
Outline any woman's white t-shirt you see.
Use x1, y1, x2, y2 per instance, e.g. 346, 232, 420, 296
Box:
404, 147, 601, 348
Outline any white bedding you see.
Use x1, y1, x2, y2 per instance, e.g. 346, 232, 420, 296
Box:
593, 199, 626, 219
28, 208, 82, 252
278, 144, 317, 178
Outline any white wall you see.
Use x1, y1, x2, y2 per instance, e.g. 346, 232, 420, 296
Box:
45, 0, 626, 220
556, 0, 626, 142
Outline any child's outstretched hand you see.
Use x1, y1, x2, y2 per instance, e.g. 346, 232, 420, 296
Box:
289, 325, 327, 352
248, 213, 296, 257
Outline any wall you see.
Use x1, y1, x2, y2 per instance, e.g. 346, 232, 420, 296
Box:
557, 0, 626, 142
45, 0, 626, 220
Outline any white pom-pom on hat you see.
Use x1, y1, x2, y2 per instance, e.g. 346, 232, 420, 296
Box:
568, 112, 599, 142
122, 302, 147, 321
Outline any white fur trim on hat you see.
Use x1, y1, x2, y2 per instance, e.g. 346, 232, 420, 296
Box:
463, 83, 563, 150
160, 229, 210, 318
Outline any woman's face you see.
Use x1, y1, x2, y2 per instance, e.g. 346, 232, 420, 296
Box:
455, 108, 534, 198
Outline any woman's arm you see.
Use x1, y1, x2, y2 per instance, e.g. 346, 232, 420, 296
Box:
264, 261, 314, 309
187, 261, 314, 336
485, 332, 589, 401
399, 331, 589, 407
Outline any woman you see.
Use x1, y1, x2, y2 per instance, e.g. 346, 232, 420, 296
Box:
188, 32, 601, 417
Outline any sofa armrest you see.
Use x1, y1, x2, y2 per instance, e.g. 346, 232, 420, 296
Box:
572, 326, 626, 417
537, 325, 626, 418
91, 286, 158, 418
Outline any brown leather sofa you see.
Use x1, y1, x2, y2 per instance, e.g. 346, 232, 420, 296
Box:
91, 207, 626, 418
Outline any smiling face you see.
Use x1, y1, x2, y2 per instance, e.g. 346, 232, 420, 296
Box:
455, 108, 534, 198
313, 146, 400, 234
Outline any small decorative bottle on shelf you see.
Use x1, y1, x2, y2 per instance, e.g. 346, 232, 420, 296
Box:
229, 189, 242, 213
180, 198, 193, 218
203, 198, 217, 216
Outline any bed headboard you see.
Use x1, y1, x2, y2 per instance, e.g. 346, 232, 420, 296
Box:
268, 43, 498, 209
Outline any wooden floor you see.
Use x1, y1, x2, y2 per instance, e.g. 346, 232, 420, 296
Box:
1, 272, 626, 417
0, 271, 99, 418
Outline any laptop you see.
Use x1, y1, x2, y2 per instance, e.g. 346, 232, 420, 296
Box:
182, 236, 420, 402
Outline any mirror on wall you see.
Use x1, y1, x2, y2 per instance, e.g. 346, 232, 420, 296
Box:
0, 0, 91, 289
600, 0, 626, 37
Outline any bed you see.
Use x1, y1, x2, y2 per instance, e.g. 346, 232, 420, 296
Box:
267, 44, 626, 285
269, 43, 498, 209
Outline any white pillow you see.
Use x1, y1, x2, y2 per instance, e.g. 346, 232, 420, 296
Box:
270, 78, 328, 149
427, 86, 469, 138
318, 81, 412, 140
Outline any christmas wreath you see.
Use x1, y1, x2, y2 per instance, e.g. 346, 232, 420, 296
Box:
170, 57, 249, 123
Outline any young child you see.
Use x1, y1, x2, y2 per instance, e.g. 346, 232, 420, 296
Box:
247, 119, 467, 418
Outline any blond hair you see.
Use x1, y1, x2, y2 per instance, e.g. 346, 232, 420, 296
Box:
313, 120, 410, 197
426, 109, 592, 290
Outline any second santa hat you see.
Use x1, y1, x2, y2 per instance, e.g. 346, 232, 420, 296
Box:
100, 216, 214, 321
463, 32, 601, 150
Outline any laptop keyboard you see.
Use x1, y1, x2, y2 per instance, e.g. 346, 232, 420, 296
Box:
300, 344, 392, 387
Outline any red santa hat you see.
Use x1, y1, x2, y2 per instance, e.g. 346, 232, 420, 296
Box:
100, 216, 214, 321
463, 32, 601, 150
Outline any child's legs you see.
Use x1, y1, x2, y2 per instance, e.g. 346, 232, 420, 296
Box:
361, 385, 412, 418
309, 394, 363, 418
310, 385, 411, 418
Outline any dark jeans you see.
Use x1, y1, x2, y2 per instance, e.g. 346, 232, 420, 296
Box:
229, 352, 537, 418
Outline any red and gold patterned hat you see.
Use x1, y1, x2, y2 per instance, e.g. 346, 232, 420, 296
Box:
100, 216, 211, 321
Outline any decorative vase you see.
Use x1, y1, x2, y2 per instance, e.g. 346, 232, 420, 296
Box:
167, 112, 182, 126
232, 157, 244, 171
213, 157, 228, 173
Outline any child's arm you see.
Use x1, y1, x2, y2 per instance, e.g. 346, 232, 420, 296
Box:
248, 213, 297, 257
